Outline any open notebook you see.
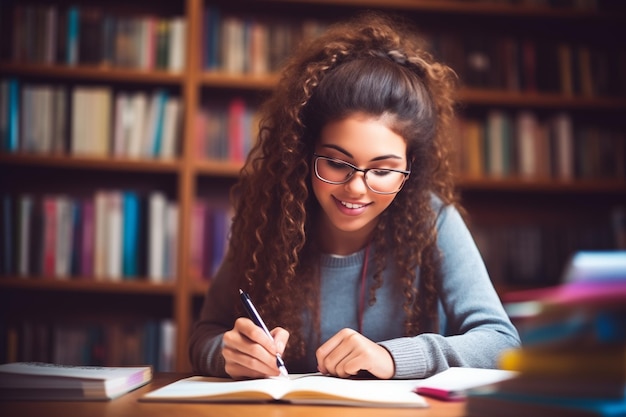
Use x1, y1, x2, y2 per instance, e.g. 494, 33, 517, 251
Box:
141, 373, 428, 408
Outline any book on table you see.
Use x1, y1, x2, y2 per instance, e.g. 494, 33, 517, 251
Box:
0, 362, 153, 401
141, 373, 428, 408
414, 367, 518, 401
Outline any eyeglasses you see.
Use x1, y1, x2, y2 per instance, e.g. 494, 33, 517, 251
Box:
313, 154, 410, 195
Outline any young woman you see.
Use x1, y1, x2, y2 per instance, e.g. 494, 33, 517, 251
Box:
189, 12, 520, 380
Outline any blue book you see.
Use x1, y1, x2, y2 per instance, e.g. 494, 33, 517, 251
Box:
151, 91, 168, 157
523, 309, 626, 348
6, 79, 19, 152
122, 191, 139, 278
204, 6, 221, 70
143, 321, 159, 370
67, 7, 80, 65
467, 389, 626, 417
70, 200, 83, 276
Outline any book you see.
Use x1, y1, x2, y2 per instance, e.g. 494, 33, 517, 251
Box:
493, 373, 626, 400
499, 347, 626, 381
0, 362, 152, 401
141, 373, 428, 408
466, 388, 626, 417
414, 367, 518, 401
148, 191, 166, 282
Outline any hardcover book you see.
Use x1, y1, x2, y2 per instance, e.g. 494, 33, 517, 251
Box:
0, 362, 152, 401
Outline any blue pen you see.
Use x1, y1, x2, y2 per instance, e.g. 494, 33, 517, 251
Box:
239, 289, 289, 377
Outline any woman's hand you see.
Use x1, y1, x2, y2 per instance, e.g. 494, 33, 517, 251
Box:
316, 328, 395, 379
222, 317, 289, 379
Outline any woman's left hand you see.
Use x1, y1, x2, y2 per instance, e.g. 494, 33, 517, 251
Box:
316, 328, 395, 379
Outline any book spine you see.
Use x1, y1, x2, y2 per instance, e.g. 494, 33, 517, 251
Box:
122, 191, 139, 279
41, 196, 56, 278
148, 192, 166, 282
17, 195, 33, 277
80, 199, 95, 278
500, 348, 626, 379
66, 6, 80, 65
7, 79, 20, 152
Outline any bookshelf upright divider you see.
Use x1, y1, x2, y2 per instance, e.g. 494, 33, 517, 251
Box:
175, 0, 202, 373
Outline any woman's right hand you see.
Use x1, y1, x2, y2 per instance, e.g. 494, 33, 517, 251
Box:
221, 317, 290, 379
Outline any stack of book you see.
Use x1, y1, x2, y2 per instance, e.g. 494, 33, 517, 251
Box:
0, 362, 152, 400
466, 254, 626, 417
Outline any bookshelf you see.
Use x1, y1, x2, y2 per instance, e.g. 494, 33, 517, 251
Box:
1, 0, 625, 372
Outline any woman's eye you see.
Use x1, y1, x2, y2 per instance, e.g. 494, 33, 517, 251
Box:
371, 169, 392, 177
328, 160, 350, 170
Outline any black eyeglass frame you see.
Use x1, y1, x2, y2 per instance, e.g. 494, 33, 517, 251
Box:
312, 153, 411, 195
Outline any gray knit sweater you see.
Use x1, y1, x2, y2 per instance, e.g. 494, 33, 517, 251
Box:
188, 203, 521, 378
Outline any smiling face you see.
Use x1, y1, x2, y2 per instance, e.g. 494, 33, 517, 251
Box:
312, 113, 408, 255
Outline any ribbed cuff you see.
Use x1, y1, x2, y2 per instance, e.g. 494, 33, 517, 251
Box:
379, 337, 429, 379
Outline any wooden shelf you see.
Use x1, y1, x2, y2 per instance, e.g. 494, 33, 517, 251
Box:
0, 153, 181, 173
189, 280, 210, 296
0, 277, 177, 295
0, 63, 184, 85
266, 0, 621, 19
456, 177, 626, 193
194, 159, 242, 176
4, 62, 624, 110
458, 89, 626, 110
200, 72, 278, 90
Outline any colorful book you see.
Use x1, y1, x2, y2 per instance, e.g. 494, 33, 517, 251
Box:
80, 199, 95, 278
148, 192, 166, 282
122, 191, 139, 278
499, 347, 626, 381
467, 387, 626, 417
6, 79, 20, 152
66, 6, 80, 65
414, 367, 517, 401
41, 196, 57, 277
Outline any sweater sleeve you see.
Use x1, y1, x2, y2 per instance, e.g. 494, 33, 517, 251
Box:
378, 204, 521, 378
188, 256, 239, 376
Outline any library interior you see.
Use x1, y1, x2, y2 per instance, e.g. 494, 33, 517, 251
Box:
0, 0, 625, 416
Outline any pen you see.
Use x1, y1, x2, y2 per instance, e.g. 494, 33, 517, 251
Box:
239, 289, 289, 377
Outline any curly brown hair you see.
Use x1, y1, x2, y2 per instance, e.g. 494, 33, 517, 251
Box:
227, 11, 460, 361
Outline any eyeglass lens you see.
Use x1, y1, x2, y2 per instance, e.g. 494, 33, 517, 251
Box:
315, 157, 406, 193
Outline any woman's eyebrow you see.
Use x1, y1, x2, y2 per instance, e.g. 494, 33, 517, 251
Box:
320, 144, 353, 158
320, 144, 403, 162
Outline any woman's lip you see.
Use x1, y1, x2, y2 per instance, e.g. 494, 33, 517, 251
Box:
333, 196, 370, 215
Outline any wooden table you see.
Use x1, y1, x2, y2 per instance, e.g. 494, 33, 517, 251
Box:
0, 373, 467, 417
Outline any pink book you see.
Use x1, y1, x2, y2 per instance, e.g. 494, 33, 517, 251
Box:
504, 280, 626, 307
195, 110, 207, 157
228, 98, 245, 162
41, 196, 56, 278
81, 199, 95, 279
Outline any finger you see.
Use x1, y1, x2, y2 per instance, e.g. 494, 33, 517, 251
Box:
339, 354, 365, 378
270, 327, 290, 355
235, 317, 278, 355
222, 340, 282, 378
223, 320, 283, 378
316, 328, 357, 375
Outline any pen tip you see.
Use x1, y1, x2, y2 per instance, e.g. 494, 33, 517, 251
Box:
279, 366, 289, 378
